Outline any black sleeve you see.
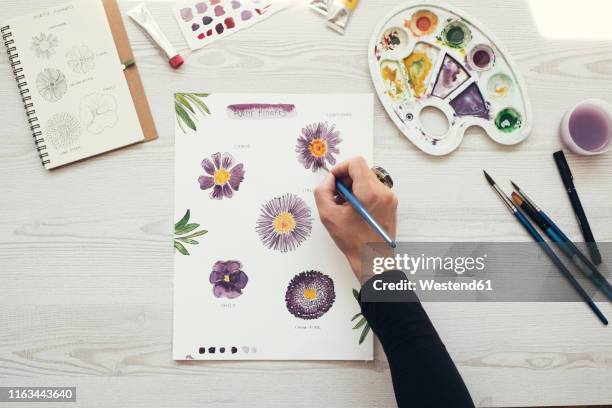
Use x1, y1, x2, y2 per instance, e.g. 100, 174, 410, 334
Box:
358, 270, 474, 408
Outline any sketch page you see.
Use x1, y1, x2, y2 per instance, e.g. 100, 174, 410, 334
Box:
3, 1, 144, 169
173, 93, 374, 360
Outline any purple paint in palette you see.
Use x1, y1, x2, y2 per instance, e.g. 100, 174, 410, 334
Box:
569, 105, 611, 152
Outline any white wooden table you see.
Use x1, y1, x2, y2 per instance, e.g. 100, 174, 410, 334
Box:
1, 0, 611, 406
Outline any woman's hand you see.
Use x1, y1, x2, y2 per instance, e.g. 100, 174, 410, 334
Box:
314, 156, 398, 279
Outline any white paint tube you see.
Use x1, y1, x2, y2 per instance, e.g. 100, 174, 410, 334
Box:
327, 0, 359, 34
128, 3, 184, 69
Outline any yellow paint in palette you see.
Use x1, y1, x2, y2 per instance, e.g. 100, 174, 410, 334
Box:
402, 43, 439, 97
380, 61, 408, 101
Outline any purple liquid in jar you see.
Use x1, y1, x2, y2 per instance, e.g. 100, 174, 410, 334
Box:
569, 105, 611, 151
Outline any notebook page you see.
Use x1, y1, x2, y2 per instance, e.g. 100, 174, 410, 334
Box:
4, 0, 144, 169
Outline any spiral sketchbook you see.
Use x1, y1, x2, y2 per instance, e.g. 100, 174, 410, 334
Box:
173, 93, 374, 360
1, 0, 157, 170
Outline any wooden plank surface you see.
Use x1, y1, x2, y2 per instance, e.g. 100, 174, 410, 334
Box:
0, 0, 611, 406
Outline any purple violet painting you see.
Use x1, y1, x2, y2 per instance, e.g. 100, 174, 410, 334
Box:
296, 121, 342, 172
209, 260, 248, 299
285, 271, 335, 320
255, 193, 312, 253
198, 152, 245, 199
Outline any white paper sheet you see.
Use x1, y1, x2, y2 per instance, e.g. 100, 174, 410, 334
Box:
173, 93, 373, 360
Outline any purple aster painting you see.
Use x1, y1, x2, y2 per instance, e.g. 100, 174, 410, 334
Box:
255, 193, 313, 253
198, 152, 245, 200
285, 271, 335, 320
296, 121, 342, 172
209, 260, 248, 299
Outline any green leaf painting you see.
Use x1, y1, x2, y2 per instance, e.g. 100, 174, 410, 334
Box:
175, 93, 210, 133
174, 210, 207, 256
351, 288, 371, 345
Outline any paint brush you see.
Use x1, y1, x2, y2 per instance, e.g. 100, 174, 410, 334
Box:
322, 168, 396, 249
510, 182, 612, 301
483, 170, 607, 325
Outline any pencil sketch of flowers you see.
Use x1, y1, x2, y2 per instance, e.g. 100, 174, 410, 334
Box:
285, 271, 335, 320
255, 193, 312, 253
175, 93, 210, 133
296, 121, 342, 172
79, 93, 118, 134
66, 45, 95, 73
351, 288, 371, 344
36, 68, 67, 102
209, 260, 248, 299
31, 33, 58, 59
198, 152, 245, 200
174, 209, 207, 256
45, 112, 81, 149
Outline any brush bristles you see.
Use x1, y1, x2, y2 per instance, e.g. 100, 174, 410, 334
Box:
510, 180, 520, 191
511, 191, 523, 206
483, 170, 495, 186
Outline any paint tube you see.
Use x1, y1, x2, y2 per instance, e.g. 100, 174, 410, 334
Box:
309, 0, 329, 16
326, 0, 359, 34
128, 3, 184, 69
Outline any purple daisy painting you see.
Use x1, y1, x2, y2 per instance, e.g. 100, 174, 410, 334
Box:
209, 260, 248, 299
285, 271, 335, 320
198, 152, 245, 200
296, 121, 342, 172
255, 193, 312, 253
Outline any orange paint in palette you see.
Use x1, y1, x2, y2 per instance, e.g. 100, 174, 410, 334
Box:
173, 0, 289, 50
370, 2, 532, 155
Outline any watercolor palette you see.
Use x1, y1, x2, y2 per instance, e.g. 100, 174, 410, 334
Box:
369, 2, 532, 155
173, 0, 288, 50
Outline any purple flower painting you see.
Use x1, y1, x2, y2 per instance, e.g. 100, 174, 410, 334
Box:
209, 260, 248, 299
198, 152, 245, 199
285, 271, 335, 320
296, 121, 342, 172
255, 193, 312, 253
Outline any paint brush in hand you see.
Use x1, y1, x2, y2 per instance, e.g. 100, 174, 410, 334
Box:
321, 167, 396, 248
510, 181, 612, 301
483, 170, 608, 325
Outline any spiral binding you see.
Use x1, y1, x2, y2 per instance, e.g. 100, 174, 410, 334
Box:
2, 25, 50, 167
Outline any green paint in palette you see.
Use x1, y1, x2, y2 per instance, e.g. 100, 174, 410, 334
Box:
495, 108, 522, 133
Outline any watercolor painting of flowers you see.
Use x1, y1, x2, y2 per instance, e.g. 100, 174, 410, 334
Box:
209, 260, 249, 299
175, 92, 210, 133
36, 68, 67, 102
296, 121, 342, 172
351, 288, 371, 344
174, 209, 208, 256
66, 45, 95, 73
285, 271, 335, 320
198, 152, 245, 200
31, 33, 58, 59
255, 193, 312, 253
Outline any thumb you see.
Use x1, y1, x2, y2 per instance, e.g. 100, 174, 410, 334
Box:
314, 172, 336, 214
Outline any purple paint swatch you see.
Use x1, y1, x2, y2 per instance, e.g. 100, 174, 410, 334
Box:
241, 9, 252, 21
191, 23, 200, 31
202, 16, 213, 25
214, 5, 225, 16
195, 2, 207, 13
569, 105, 611, 151
432, 54, 469, 99
450, 83, 488, 118
180, 7, 194, 22
215, 23, 224, 34
231, 0, 241, 9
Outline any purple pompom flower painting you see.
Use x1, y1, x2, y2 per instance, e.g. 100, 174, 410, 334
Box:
285, 271, 335, 320
209, 260, 248, 299
255, 193, 312, 253
198, 152, 245, 200
296, 121, 342, 172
